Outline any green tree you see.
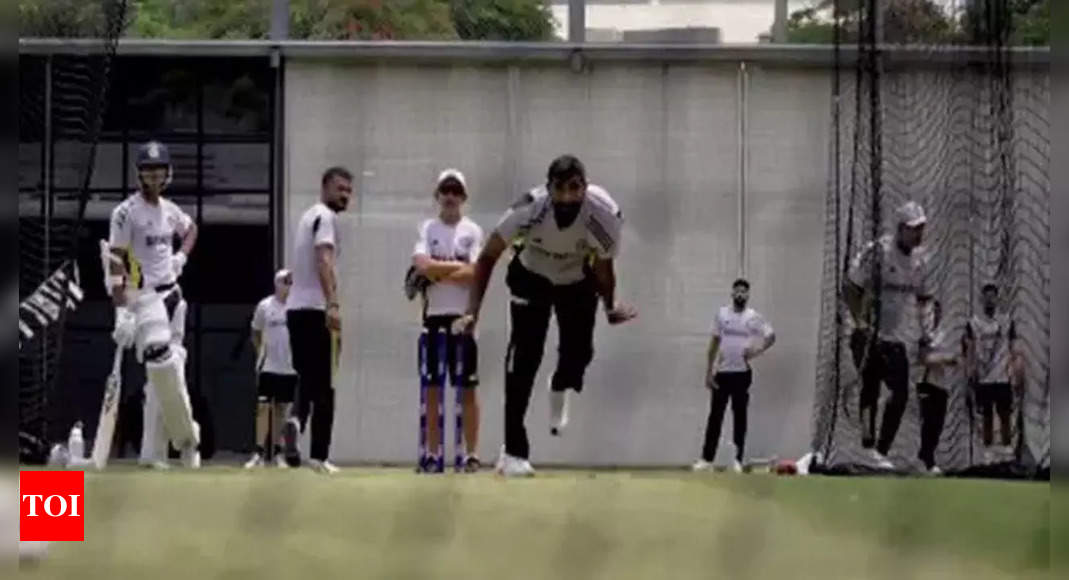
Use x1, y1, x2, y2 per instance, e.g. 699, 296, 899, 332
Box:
451, 0, 555, 41
786, 0, 955, 45
962, 0, 1049, 46
19, 0, 117, 37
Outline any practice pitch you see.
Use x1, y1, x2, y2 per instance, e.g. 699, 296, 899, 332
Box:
19, 467, 1050, 579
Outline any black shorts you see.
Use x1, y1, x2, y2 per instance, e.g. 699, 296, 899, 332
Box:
258, 372, 298, 403
420, 315, 479, 388
975, 382, 1013, 415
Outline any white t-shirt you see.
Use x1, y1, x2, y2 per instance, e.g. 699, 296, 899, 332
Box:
847, 235, 929, 344
413, 216, 484, 317
713, 306, 774, 373
251, 295, 296, 375
494, 184, 623, 285
288, 203, 339, 311
108, 193, 193, 289
968, 313, 1015, 384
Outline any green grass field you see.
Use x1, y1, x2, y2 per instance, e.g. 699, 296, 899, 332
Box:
20, 467, 1050, 580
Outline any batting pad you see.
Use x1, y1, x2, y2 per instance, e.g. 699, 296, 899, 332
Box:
145, 346, 199, 449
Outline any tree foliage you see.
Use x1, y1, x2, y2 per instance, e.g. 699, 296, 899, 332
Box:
20, 0, 557, 41
785, 0, 1050, 46
451, 0, 555, 41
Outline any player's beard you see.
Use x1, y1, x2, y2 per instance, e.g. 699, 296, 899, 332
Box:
327, 198, 348, 212
733, 297, 747, 310
553, 202, 582, 228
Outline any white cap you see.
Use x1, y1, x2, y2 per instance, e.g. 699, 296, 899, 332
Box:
274, 269, 291, 284
895, 200, 927, 227
436, 168, 467, 192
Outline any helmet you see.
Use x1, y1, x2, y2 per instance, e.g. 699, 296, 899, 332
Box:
136, 141, 171, 168
135, 141, 173, 191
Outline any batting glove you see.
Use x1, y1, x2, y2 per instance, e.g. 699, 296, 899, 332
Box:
112, 307, 136, 349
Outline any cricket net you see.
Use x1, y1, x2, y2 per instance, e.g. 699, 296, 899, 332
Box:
18, 1, 129, 463
810, 0, 1050, 477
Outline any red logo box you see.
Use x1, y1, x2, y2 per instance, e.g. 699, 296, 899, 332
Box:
20, 471, 85, 541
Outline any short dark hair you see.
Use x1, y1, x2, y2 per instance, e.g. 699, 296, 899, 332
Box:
732, 278, 750, 290
547, 155, 586, 185
981, 283, 999, 294
322, 166, 353, 188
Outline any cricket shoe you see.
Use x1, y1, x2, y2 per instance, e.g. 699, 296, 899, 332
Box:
282, 417, 302, 468
275, 454, 289, 469
496, 453, 535, 478
180, 444, 201, 469
309, 459, 340, 475
691, 459, 715, 472
418, 454, 444, 474
925, 465, 943, 476
869, 450, 894, 470
731, 459, 744, 474
464, 455, 482, 473
244, 453, 264, 469
548, 382, 570, 436
139, 460, 170, 470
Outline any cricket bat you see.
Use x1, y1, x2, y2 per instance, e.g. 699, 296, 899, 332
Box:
91, 347, 124, 470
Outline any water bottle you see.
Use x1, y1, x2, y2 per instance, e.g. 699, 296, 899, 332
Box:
68, 421, 84, 461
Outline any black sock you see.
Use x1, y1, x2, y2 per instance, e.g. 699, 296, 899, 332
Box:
273, 444, 282, 455
255, 444, 265, 456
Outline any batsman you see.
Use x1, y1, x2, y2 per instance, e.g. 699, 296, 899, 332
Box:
103, 140, 201, 469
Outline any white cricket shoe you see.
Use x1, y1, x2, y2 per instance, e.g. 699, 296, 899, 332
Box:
496, 453, 535, 478
731, 459, 744, 474
139, 460, 170, 470
309, 459, 340, 475
870, 450, 894, 470
926, 465, 943, 476
549, 383, 570, 436
244, 453, 264, 469
691, 459, 715, 472
275, 454, 289, 469
181, 444, 201, 469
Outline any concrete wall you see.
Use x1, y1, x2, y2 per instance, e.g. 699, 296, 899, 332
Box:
285, 58, 831, 467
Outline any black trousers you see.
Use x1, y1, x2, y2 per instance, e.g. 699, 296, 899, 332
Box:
286, 309, 335, 461
916, 382, 948, 469
504, 256, 598, 459
975, 382, 1013, 447
701, 370, 752, 462
851, 331, 909, 455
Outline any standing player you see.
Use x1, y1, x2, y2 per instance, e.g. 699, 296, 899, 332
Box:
963, 283, 1024, 460
281, 167, 352, 474
245, 269, 297, 469
411, 169, 483, 473
844, 200, 929, 469
915, 296, 957, 475
455, 155, 637, 477
692, 279, 776, 473
106, 140, 201, 469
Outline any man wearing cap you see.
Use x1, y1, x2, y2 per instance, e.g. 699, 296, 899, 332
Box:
845, 200, 930, 469
245, 269, 298, 469
411, 169, 484, 472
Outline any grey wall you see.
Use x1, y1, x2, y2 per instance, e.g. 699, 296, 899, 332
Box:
284, 59, 832, 467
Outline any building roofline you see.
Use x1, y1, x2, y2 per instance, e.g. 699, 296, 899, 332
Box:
18, 39, 1051, 68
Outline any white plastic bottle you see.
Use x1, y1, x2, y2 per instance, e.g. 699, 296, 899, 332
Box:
68, 421, 84, 461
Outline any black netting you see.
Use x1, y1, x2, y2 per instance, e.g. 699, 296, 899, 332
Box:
19, 1, 129, 462
812, 0, 1050, 477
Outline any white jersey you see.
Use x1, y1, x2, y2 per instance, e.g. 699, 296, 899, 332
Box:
288, 203, 340, 311
495, 184, 623, 285
251, 295, 296, 375
713, 306, 774, 373
916, 328, 955, 387
413, 216, 484, 317
847, 235, 929, 344
968, 312, 1015, 384
108, 192, 193, 289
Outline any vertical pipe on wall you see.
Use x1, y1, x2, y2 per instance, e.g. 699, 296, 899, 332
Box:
569, 0, 586, 43
271, 50, 285, 270
42, 55, 53, 397
737, 61, 749, 279
271, 0, 290, 40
